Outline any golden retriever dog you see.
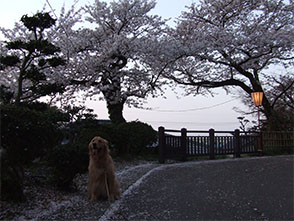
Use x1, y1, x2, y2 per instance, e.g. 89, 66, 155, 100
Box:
88, 136, 121, 201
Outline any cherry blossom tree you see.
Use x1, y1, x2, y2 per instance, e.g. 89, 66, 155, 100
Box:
268, 74, 294, 130
63, 0, 167, 123
162, 0, 294, 129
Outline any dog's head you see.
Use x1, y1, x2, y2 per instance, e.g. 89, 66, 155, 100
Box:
89, 136, 109, 158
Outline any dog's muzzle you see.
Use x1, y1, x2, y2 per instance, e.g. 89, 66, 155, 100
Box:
92, 143, 100, 155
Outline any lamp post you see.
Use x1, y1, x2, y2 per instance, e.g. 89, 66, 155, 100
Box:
251, 91, 263, 155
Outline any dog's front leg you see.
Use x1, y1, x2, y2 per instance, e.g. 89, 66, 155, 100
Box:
88, 177, 99, 201
88, 180, 94, 201
105, 172, 114, 201
106, 172, 120, 201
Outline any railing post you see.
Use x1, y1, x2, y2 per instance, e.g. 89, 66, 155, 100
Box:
258, 131, 263, 156
209, 128, 215, 160
234, 129, 241, 158
158, 126, 165, 163
181, 128, 187, 161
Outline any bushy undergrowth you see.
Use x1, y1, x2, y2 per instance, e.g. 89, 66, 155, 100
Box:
0, 148, 25, 202
1, 103, 68, 164
1, 102, 69, 201
46, 119, 157, 190
1, 102, 158, 198
263, 146, 294, 156
111, 121, 157, 156
46, 143, 89, 190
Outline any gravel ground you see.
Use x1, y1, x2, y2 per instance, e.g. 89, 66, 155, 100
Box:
0, 160, 160, 220
1, 156, 293, 221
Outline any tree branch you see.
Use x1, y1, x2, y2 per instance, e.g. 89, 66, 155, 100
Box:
169, 74, 253, 94
271, 79, 294, 108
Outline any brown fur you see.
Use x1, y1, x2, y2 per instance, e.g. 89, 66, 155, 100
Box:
88, 136, 121, 201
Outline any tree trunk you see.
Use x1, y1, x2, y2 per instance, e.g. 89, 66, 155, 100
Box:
106, 101, 126, 124
15, 74, 23, 106
261, 101, 283, 130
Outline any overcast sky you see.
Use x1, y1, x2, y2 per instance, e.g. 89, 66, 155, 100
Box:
0, 0, 255, 131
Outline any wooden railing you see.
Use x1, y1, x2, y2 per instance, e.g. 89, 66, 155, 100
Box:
262, 131, 294, 154
158, 127, 260, 163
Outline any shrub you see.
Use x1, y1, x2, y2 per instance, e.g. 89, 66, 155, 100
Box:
1, 103, 68, 164
44, 120, 157, 191
112, 121, 157, 156
0, 148, 25, 202
67, 119, 114, 145
0, 103, 68, 201
46, 143, 89, 190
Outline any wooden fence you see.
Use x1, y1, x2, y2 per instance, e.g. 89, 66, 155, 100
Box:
262, 131, 294, 154
158, 127, 260, 163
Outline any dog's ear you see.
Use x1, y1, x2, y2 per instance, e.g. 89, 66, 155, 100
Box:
89, 137, 96, 153
88, 141, 92, 154
103, 138, 109, 146
102, 138, 110, 153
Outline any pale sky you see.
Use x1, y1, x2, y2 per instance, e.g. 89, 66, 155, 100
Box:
0, 0, 255, 131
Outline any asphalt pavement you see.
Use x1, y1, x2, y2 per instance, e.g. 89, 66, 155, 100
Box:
104, 156, 294, 220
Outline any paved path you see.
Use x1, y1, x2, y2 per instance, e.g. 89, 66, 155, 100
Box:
102, 156, 294, 220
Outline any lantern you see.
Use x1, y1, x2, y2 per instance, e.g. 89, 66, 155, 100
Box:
251, 91, 263, 155
251, 92, 263, 107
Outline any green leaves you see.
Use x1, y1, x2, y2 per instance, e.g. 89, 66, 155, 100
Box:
21, 12, 56, 32
38, 57, 66, 68
6, 40, 25, 50
37, 40, 61, 55
1, 12, 67, 103
0, 55, 20, 67
47, 57, 66, 67
25, 65, 46, 82
6, 39, 60, 55
6, 39, 61, 54
38, 58, 46, 67
30, 83, 65, 96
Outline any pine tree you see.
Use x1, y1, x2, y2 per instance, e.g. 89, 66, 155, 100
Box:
0, 12, 66, 105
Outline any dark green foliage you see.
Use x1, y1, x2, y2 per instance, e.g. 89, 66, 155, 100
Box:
35, 40, 61, 55
62, 119, 114, 155
6, 40, 25, 50
264, 146, 294, 156
0, 149, 25, 202
45, 119, 157, 190
111, 121, 157, 156
67, 120, 157, 156
0, 103, 68, 164
0, 55, 20, 67
0, 102, 69, 201
44, 110, 101, 190
0, 12, 66, 104
0, 85, 14, 104
46, 143, 89, 190
1, 98, 157, 195
38, 58, 46, 67
65, 119, 157, 156
46, 57, 66, 67
63, 105, 98, 122
25, 65, 46, 82
5, 39, 61, 55
21, 12, 56, 31
30, 83, 65, 97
